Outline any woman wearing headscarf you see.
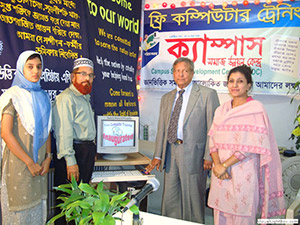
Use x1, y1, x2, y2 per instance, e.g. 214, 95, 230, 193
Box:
0, 50, 52, 225
208, 65, 285, 225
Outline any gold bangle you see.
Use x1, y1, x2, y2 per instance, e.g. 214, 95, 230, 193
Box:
222, 163, 228, 169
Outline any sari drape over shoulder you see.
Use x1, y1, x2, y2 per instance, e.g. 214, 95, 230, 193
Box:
208, 99, 285, 219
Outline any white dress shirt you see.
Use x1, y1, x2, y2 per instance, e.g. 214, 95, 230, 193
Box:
173, 81, 193, 140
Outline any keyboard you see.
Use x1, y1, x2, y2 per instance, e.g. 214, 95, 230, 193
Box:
91, 170, 155, 183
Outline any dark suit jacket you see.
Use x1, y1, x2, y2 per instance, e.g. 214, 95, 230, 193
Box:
153, 83, 220, 174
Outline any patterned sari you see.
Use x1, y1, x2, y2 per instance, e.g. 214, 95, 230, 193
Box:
208, 99, 285, 221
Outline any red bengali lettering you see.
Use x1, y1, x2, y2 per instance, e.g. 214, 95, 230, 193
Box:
165, 35, 266, 65
103, 133, 134, 146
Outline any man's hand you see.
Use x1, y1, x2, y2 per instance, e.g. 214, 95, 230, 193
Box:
67, 164, 79, 181
145, 158, 161, 173
203, 160, 212, 170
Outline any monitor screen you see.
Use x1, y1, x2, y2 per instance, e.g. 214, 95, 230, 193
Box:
102, 120, 135, 147
97, 116, 139, 160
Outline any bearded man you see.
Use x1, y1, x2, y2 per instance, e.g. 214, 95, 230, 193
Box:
52, 57, 96, 184
52, 58, 96, 224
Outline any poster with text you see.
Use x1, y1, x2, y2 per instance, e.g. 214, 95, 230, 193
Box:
141, 2, 300, 94
0, 0, 141, 115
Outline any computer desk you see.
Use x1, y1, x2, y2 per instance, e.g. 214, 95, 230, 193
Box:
93, 152, 153, 182
94, 152, 151, 167
93, 152, 153, 212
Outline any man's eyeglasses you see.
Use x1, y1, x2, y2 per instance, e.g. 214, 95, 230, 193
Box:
74, 71, 95, 79
173, 69, 191, 75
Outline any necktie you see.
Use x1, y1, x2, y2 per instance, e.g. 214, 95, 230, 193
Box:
167, 89, 185, 144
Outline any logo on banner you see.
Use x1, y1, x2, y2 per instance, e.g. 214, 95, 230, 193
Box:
142, 32, 160, 66
142, 31, 159, 51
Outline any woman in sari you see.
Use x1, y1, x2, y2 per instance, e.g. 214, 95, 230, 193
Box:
208, 65, 285, 225
0, 50, 52, 225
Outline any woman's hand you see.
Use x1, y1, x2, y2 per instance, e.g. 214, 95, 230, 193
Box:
40, 157, 51, 176
218, 171, 231, 180
213, 163, 227, 179
27, 161, 42, 177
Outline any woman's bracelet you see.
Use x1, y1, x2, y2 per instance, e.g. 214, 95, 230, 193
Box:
222, 162, 228, 169
46, 152, 53, 160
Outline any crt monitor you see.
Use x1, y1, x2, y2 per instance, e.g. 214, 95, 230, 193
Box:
97, 116, 139, 160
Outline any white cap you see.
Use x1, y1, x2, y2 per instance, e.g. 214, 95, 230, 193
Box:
73, 58, 94, 70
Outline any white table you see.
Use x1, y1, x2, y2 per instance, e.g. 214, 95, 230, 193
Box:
115, 211, 204, 225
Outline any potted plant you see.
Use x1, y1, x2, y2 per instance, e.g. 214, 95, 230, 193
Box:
289, 81, 300, 150
47, 177, 139, 225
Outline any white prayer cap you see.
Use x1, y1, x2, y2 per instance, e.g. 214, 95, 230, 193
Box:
73, 58, 94, 70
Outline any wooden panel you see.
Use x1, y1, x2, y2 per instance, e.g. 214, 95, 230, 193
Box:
94, 152, 151, 166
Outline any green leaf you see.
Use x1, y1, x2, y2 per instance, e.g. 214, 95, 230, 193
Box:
78, 201, 92, 210
65, 207, 77, 218
103, 215, 115, 225
119, 199, 130, 207
292, 127, 300, 137
68, 215, 80, 222
79, 215, 92, 225
63, 194, 83, 206
293, 81, 300, 89
110, 192, 127, 205
57, 196, 68, 202
71, 176, 79, 190
114, 217, 123, 222
96, 182, 104, 192
66, 200, 91, 210
79, 183, 98, 195
83, 196, 97, 206
54, 187, 73, 195
56, 183, 72, 189
129, 204, 139, 214
46, 212, 65, 225
59, 193, 84, 210
81, 208, 90, 218
92, 211, 106, 225
94, 195, 109, 212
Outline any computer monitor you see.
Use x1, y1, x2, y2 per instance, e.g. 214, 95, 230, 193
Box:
97, 116, 139, 160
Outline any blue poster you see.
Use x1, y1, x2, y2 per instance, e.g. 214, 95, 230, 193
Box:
0, 0, 141, 115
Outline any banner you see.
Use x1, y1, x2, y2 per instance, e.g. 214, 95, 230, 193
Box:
141, 2, 300, 94
0, 0, 141, 116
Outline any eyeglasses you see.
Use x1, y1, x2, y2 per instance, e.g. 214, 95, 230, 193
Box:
173, 69, 191, 75
74, 71, 95, 79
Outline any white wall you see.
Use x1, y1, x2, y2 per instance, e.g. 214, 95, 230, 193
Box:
139, 88, 299, 153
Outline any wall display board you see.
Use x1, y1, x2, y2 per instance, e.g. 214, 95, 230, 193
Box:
0, 0, 141, 116
141, 1, 300, 94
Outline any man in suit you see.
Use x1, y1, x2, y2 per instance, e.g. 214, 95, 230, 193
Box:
145, 57, 220, 223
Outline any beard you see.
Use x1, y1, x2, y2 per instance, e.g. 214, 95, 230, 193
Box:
73, 79, 92, 95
